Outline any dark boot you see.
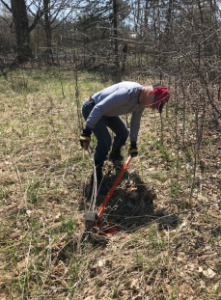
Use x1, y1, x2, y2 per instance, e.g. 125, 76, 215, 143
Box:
109, 147, 123, 161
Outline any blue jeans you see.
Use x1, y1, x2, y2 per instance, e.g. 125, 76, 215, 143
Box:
82, 100, 129, 162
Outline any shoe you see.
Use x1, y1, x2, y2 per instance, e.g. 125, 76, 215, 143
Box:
109, 147, 123, 161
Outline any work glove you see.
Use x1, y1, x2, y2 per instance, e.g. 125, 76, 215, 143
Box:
128, 141, 138, 157
79, 128, 92, 150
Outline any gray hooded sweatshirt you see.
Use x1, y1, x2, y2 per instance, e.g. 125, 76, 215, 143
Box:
86, 81, 144, 142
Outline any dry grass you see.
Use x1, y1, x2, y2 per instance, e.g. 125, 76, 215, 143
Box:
0, 67, 221, 300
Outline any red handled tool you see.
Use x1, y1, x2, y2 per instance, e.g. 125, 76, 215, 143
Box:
85, 156, 132, 236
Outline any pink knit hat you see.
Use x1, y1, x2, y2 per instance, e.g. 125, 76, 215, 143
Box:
153, 85, 170, 113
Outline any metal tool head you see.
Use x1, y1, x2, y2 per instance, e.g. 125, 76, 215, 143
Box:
85, 211, 98, 221
85, 211, 98, 232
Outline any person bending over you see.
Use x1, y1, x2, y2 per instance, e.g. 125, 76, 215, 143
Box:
80, 81, 170, 193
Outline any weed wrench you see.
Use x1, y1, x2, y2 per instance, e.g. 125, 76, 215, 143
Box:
85, 155, 132, 235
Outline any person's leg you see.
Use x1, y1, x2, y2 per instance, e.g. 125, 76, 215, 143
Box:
82, 101, 111, 194
105, 116, 129, 160
82, 100, 112, 163
89, 121, 111, 194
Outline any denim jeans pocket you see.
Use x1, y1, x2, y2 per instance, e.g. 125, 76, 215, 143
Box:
82, 101, 94, 120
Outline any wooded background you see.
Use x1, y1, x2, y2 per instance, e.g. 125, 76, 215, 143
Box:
0, 1, 220, 71
0, 0, 221, 121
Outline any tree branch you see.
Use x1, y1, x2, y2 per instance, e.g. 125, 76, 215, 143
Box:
0, 16, 13, 28
0, 0, 12, 12
29, 9, 44, 32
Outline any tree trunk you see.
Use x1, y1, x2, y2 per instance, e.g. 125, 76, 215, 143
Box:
11, 0, 32, 62
43, 0, 54, 64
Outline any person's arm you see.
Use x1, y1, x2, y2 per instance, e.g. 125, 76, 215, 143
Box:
129, 109, 143, 142
86, 87, 129, 130
128, 110, 143, 157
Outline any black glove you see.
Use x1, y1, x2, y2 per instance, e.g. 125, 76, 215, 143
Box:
79, 127, 92, 150
128, 141, 138, 157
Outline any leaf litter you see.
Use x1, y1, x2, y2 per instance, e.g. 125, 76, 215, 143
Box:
0, 71, 221, 299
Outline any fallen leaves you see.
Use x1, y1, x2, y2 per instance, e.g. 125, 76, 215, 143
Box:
198, 266, 216, 279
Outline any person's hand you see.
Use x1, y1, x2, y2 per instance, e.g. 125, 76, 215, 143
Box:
128, 141, 138, 157
79, 128, 92, 150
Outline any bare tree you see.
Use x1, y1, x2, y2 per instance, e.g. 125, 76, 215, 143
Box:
0, 0, 44, 63
37, 0, 75, 64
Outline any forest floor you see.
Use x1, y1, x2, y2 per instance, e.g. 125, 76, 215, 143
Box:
0, 67, 221, 300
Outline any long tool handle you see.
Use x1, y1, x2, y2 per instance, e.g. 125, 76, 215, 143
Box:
97, 156, 132, 218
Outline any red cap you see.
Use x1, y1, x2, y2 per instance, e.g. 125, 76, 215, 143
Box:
153, 86, 170, 113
